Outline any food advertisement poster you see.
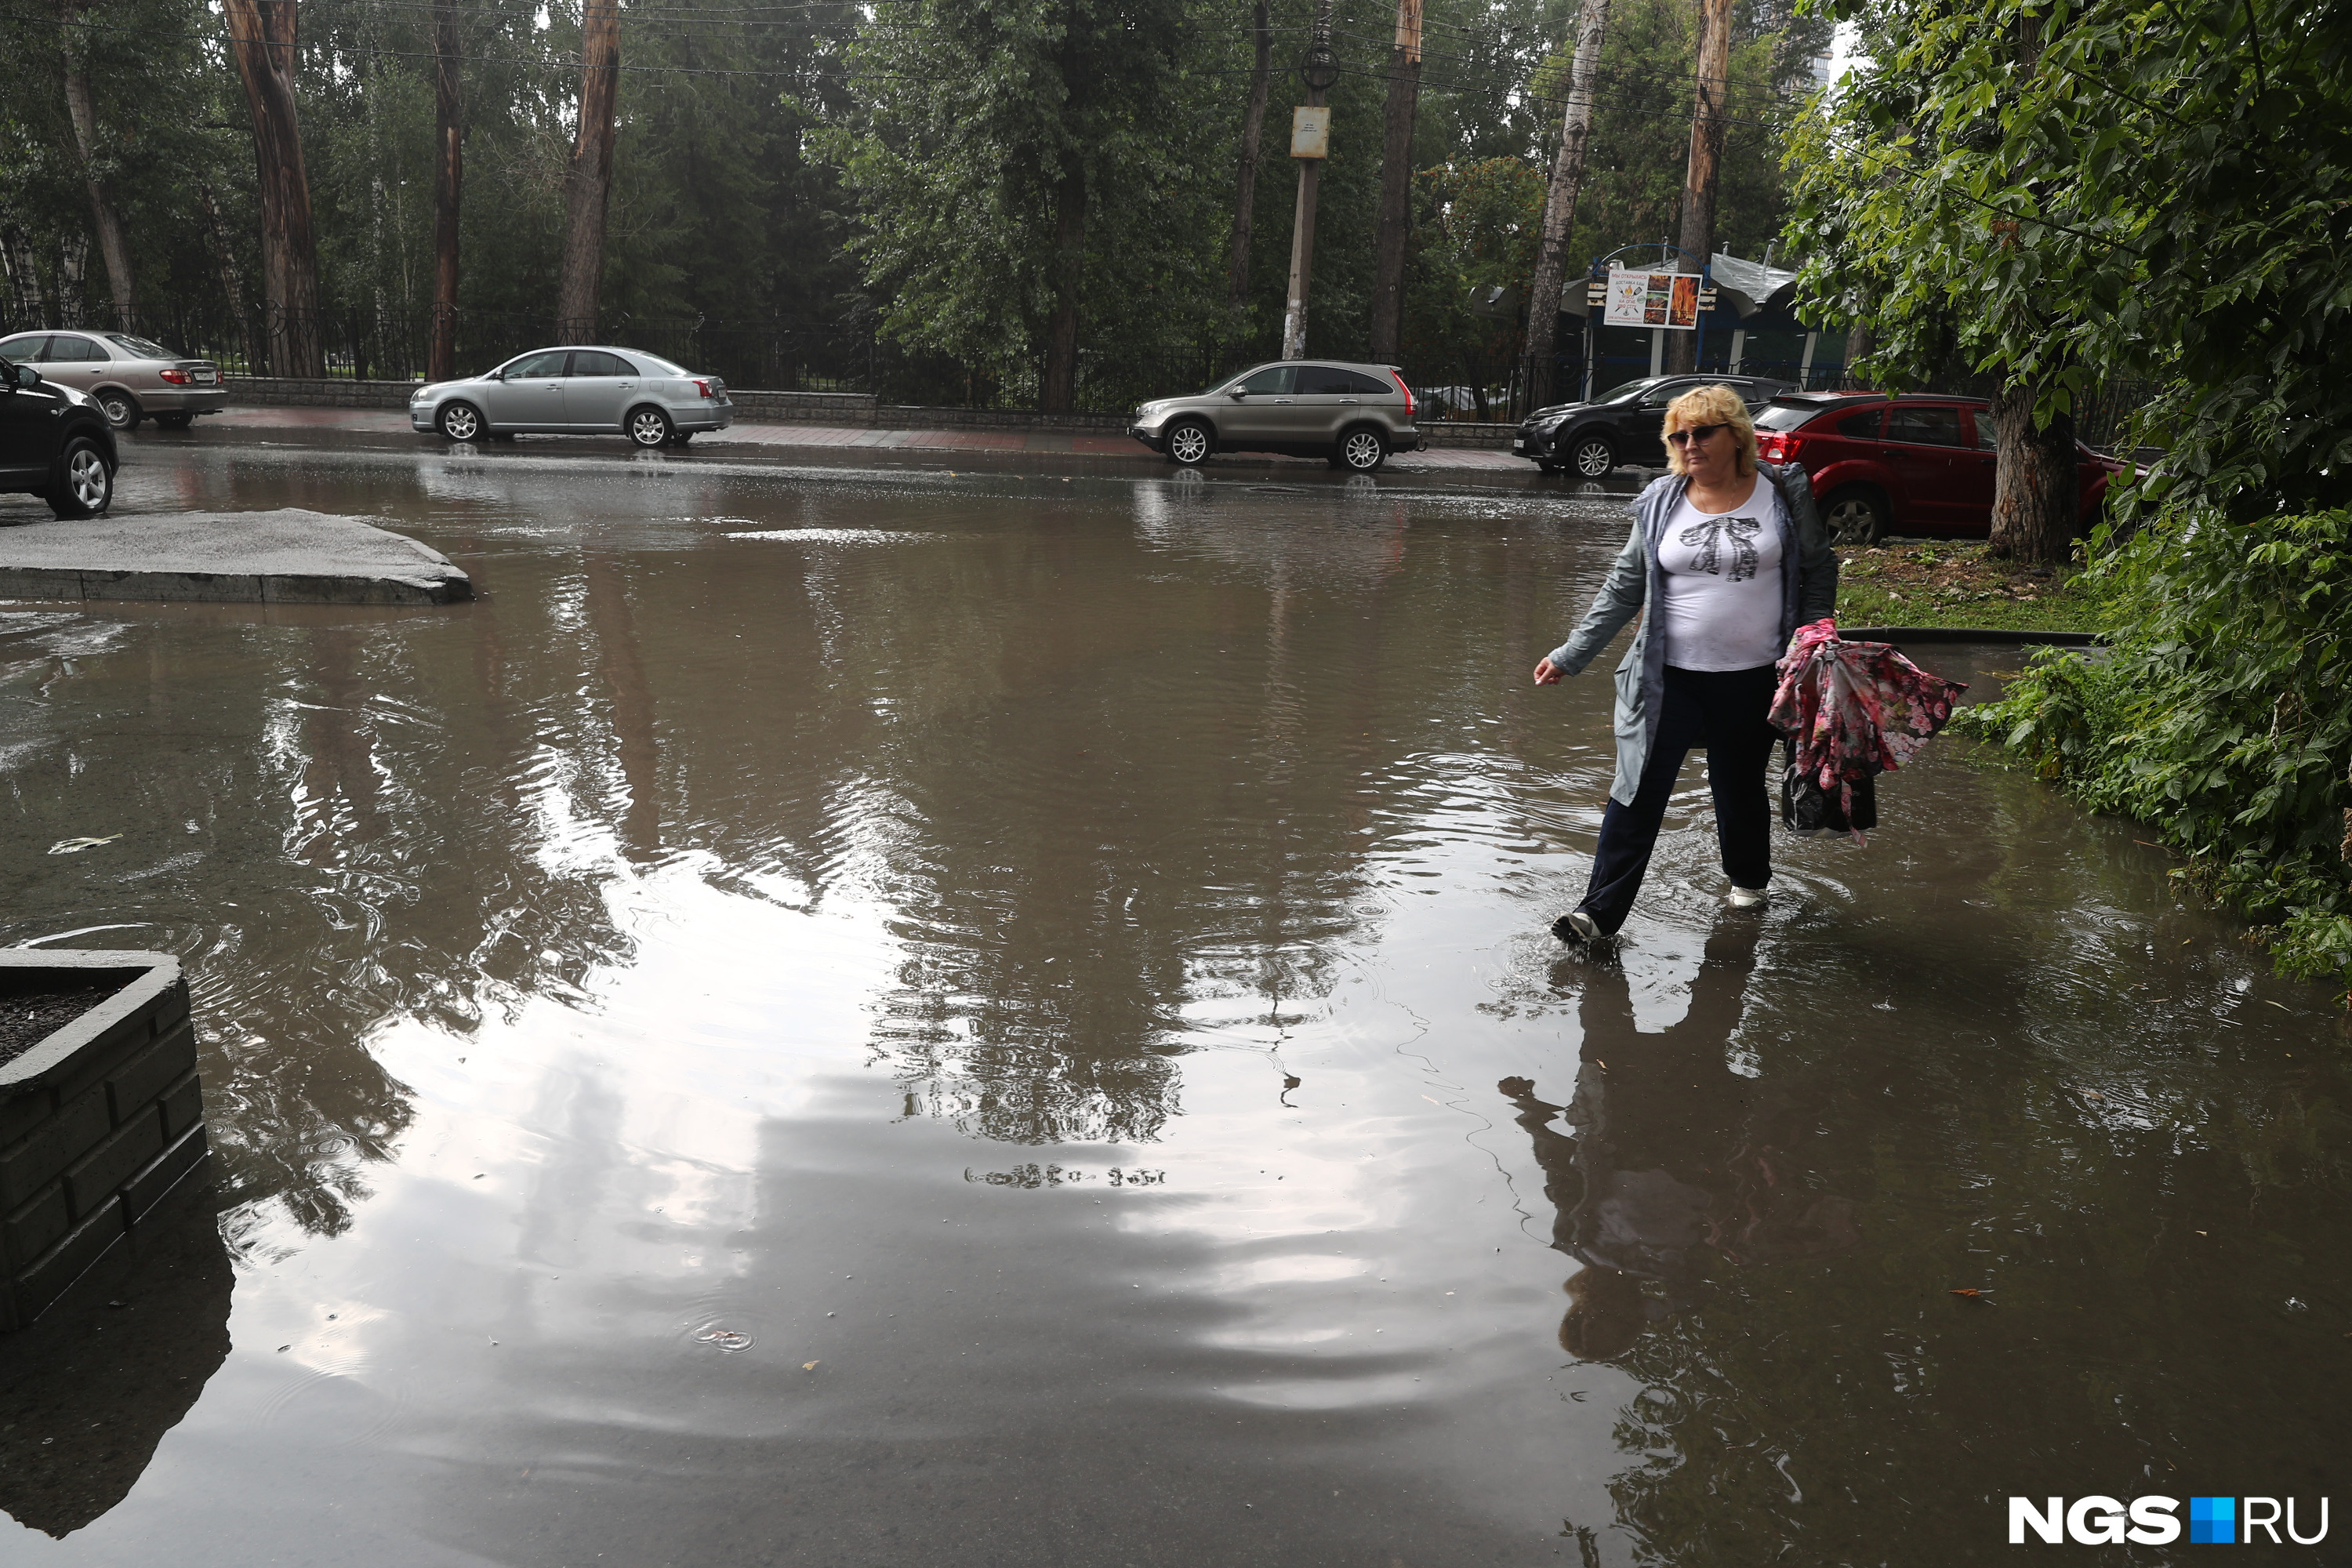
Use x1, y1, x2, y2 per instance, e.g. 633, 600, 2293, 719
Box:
1602, 267, 1702, 330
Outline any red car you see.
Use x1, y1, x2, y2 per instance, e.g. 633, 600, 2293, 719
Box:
1750, 392, 2123, 546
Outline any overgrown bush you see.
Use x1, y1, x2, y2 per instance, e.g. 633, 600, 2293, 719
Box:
1953, 507, 2352, 1002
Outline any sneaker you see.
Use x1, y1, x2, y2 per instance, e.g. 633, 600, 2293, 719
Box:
1552, 909, 1603, 942
1726, 885, 1768, 909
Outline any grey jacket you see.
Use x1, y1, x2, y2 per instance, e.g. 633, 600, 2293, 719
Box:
1544, 462, 1838, 805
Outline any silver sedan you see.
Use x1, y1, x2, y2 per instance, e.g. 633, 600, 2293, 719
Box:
0, 329, 226, 430
410, 346, 734, 447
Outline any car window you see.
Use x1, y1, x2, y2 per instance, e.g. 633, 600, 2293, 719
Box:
505, 350, 571, 378
1967, 409, 1998, 448
630, 352, 686, 376
0, 335, 48, 363
1886, 406, 1965, 447
1638, 381, 1690, 408
569, 350, 630, 376
1347, 369, 1396, 395
1293, 365, 1352, 394
1597, 377, 1663, 405
105, 334, 175, 359
1752, 401, 1824, 431
1838, 409, 1886, 438
1236, 366, 1294, 395
45, 336, 105, 362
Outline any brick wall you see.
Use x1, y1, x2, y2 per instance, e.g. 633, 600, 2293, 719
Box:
0, 953, 207, 1331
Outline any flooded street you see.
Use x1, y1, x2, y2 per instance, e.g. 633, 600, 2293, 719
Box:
1, 442, 2344, 1565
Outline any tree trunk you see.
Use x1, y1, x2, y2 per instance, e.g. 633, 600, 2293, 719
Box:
430, 0, 463, 381
1225, 0, 1271, 316
223, 0, 324, 376
1843, 320, 1872, 382
1520, 0, 1610, 409
57, 234, 88, 323
195, 183, 255, 362
0, 220, 42, 325
1663, 0, 1732, 375
555, 0, 622, 343
1365, 0, 1422, 364
59, 0, 136, 320
1987, 385, 2078, 565
1040, 168, 1087, 413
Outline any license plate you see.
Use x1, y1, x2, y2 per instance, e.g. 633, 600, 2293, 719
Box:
194, 372, 216, 384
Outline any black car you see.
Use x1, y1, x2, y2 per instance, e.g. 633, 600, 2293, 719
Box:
1512, 373, 1798, 478
1, 354, 118, 517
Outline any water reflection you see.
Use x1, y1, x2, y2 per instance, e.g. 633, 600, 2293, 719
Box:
0, 1181, 230, 1538
1504, 925, 1857, 1361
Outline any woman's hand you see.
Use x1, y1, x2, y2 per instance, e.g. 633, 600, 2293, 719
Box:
1532, 657, 1563, 685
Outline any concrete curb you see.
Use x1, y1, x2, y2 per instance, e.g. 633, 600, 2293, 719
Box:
1839, 626, 2103, 646
0, 509, 472, 607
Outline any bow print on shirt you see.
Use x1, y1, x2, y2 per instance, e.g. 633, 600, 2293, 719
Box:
1677, 514, 1762, 581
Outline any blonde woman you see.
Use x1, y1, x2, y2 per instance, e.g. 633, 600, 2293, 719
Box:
1533, 383, 1838, 938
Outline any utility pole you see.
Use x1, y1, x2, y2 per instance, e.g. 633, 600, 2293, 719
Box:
1664, 0, 1733, 374
1520, 0, 1610, 409
1226, 0, 1272, 314
1279, 0, 1337, 361
1366, 0, 1422, 362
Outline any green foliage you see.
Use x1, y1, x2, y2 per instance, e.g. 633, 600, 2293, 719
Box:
1786, 0, 2352, 519
1953, 506, 2352, 1000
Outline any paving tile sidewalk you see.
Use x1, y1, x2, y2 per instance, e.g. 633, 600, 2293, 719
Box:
192, 405, 1530, 472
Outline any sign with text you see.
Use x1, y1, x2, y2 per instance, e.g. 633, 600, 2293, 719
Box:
1290, 106, 1330, 159
1603, 267, 1702, 330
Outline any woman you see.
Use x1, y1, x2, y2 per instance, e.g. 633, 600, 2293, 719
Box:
1533, 383, 1838, 938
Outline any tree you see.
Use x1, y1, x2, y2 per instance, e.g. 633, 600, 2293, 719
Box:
430, 0, 461, 380
833, 0, 1220, 408
554, 0, 620, 342
1226, 0, 1272, 314
1661, 0, 1731, 374
1520, 0, 1609, 408
1787, 0, 2352, 550
1365, 0, 1423, 362
57, 0, 136, 315
223, 0, 324, 375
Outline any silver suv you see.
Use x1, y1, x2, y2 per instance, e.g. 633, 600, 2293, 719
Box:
411, 345, 733, 447
1131, 360, 1422, 472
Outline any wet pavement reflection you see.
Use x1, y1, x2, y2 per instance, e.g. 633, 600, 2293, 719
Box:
0, 444, 2344, 1563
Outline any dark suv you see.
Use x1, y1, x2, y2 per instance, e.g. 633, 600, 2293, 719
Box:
1, 355, 118, 518
1513, 373, 1796, 477
1751, 391, 2122, 545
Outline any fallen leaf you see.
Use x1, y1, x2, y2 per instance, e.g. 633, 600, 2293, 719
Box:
802, 1359, 820, 1371
1949, 1288, 1991, 1298
46, 834, 121, 855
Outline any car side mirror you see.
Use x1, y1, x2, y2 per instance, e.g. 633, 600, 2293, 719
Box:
1228, 389, 1247, 400
485, 368, 504, 380
9, 364, 36, 390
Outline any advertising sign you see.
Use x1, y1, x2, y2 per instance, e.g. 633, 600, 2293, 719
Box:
1602, 267, 1702, 330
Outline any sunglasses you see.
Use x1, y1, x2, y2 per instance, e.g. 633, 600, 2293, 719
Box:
1666, 423, 1730, 447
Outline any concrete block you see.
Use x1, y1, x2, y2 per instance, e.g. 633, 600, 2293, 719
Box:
63, 1108, 163, 1221
4, 1181, 70, 1273
152, 981, 191, 1036
14, 1195, 124, 1324
158, 1072, 204, 1140
52, 1014, 156, 1117
107, 1022, 196, 1127
0, 1089, 110, 1213
122, 1124, 208, 1226
0, 1088, 53, 1149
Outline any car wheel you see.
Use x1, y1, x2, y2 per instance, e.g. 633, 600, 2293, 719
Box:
1165, 420, 1214, 466
154, 412, 193, 431
97, 390, 141, 431
47, 437, 113, 518
1565, 433, 1615, 478
629, 406, 674, 448
1338, 426, 1388, 473
1822, 485, 1889, 547
437, 401, 485, 441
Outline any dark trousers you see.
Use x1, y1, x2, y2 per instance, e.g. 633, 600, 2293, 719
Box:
1577, 663, 1779, 935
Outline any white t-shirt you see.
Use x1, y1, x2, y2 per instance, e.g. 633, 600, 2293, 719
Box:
1657, 477, 1785, 670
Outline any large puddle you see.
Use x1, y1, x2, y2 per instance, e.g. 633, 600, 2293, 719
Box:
0, 447, 2343, 1563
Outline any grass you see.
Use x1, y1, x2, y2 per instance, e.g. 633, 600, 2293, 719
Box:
1834, 540, 2108, 633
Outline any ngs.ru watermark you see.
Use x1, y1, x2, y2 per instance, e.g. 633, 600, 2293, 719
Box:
2010, 1496, 2329, 1545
